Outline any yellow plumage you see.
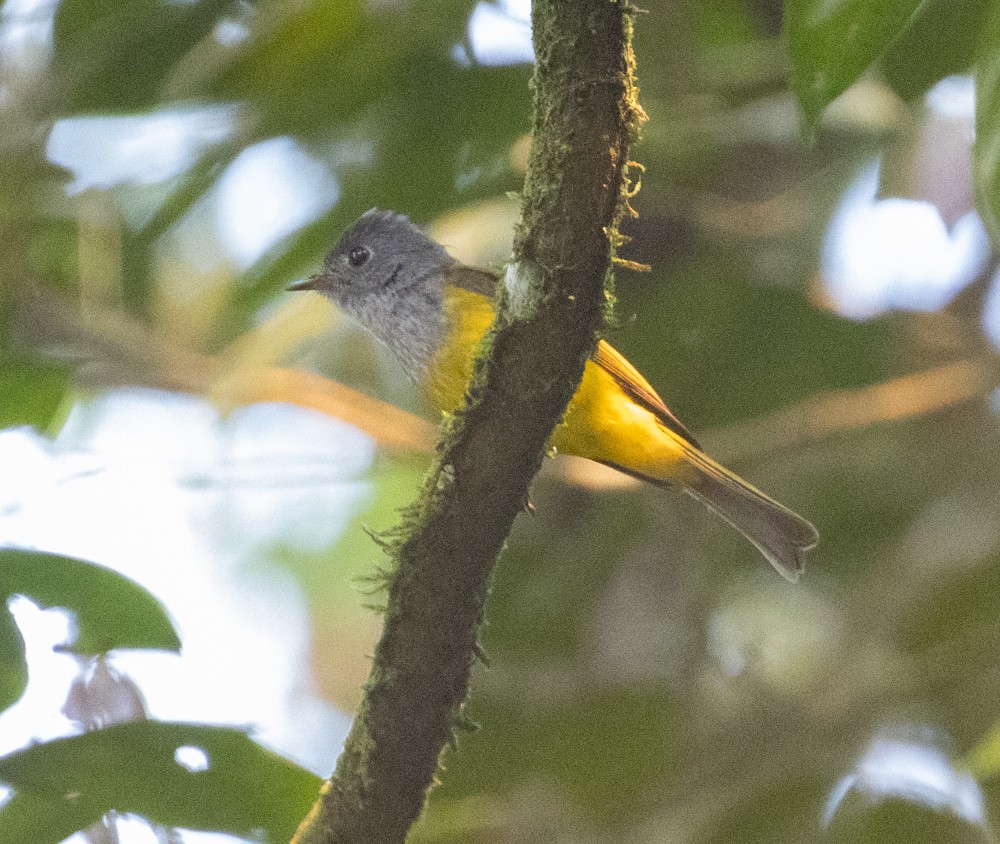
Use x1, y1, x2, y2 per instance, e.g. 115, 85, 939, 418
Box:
429, 281, 817, 581
291, 209, 817, 580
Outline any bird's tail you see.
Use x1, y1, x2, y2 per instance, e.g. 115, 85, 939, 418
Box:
680, 447, 817, 581
614, 446, 818, 581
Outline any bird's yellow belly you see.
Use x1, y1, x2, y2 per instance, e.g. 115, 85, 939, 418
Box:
425, 289, 689, 483
553, 362, 687, 474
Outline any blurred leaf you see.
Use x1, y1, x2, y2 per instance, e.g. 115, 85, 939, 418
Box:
691, 0, 760, 46
205, 0, 479, 137
785, 0, 926, 131
701, 773, 830, 844
0, 721, 321, 843
529, 690, 677, 822
902, 553, 1000, 656
880, 0, 990, 101
347, 63, 530, 219
0, 550, 181, 655
227, 210, 349, 331
825, 794, 991, 844
52, 0, 233, 113
966, 719, 1000, 779
0, 356, 69, 430
137, 141, 240, 244
0, 550, 181, 711
277, 457, 429, 608
613, 260, 896, 428
0, 609, 26, 722
273, 457, 427, 709
484, 489, 654, 663
207, 0, 366, 129
433, 688, 680, 827
975, 1, 1000, 242
0, 792, 85, 844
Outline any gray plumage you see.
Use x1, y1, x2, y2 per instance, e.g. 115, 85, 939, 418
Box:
310, 209, 456, 379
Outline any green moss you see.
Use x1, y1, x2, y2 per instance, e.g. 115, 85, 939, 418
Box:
293, 2, 645, 841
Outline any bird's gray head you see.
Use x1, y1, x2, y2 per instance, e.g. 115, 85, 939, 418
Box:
289, 209, 455, 378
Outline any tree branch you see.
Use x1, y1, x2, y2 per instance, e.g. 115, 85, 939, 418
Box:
291, 1, 643, 841
704, 358, 996, 466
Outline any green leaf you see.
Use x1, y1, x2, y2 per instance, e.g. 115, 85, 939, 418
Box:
0, 792, 86, 844
785, 0, 927, 131
975, 1, 1000, 242
137, 140, 242, 244
206, 0, 367, 129
880, 0, 990, 101
0, 721, 321, 842
965, 718, 1000, 779
0, 356, 69, 431
0, 550, 181, 712
825, 794, 992, 844
0, 608, 26, 722
203, 0, 479, 138
51, 0, 232, 113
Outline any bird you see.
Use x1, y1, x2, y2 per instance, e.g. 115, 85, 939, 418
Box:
289, 209, 818, 580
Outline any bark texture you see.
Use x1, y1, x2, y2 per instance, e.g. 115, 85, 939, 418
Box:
292, 2, 643, 841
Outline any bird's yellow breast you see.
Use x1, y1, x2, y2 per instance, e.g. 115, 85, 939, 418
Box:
426, 286, 691, 481
426, 286, 496, 414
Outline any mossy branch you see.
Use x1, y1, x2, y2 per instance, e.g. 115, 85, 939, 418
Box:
291, 2, 643, 842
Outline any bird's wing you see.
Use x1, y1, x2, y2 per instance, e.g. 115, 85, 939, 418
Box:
449, 265, 501, 296
592, 340, 701, 449
448, 263, 700, 448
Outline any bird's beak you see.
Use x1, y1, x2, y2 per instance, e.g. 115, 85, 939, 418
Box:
287, 275, 324, 292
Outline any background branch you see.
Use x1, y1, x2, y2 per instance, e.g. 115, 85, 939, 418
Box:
291, 1, 643, 842
705, 358, 997, 465
12, 290, 437, 452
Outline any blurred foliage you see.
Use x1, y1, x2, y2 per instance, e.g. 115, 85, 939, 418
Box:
881, 0, 992, 102
0, 550, 181, 711
0, 354, 67, 430
1, 0, 1000, 842
785, 0, 924, 130
0, 721, 321, 842
975, 0, 1000, 240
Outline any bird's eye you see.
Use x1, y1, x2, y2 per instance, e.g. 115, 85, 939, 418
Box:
347, 246, 371, 268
